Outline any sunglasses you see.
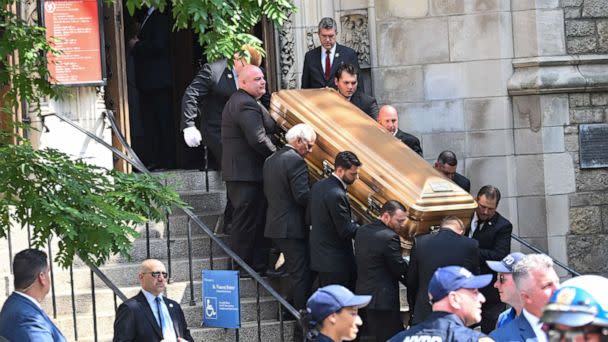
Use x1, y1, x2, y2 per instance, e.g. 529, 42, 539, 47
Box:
544, 324, 605, 341
144, 271, 168, 279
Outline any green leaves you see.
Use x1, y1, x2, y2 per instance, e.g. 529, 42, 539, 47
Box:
123, 0, 296, 63
0, 141, 188, 268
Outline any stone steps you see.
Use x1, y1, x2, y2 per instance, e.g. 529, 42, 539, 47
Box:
42, 277, 273, 316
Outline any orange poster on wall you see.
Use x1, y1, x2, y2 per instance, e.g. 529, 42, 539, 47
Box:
43, 0, 105, 85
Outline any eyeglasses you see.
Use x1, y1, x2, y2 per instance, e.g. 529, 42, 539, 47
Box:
144, 271, 168, 279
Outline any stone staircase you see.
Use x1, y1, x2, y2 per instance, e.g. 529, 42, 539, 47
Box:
0, 170, 298, 342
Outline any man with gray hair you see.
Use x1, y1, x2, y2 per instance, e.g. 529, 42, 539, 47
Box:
264, 123, 316, 312
490, 253, 560, 341
301, 17, 361, 90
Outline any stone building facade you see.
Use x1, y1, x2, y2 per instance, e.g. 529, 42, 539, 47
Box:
278, 0, 607, 276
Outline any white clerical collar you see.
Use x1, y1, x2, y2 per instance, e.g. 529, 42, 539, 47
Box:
332, 173, 347, 189
14, 291, 42, 309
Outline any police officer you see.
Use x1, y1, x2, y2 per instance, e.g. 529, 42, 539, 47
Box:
304, 285, 371, 342
541, 275, 608, 341
389, 266, 495, 342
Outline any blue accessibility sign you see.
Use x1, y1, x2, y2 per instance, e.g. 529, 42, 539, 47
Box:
202, 270, 240, 328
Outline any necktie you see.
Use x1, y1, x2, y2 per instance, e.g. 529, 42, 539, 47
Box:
324, 49, 331, 80
155, 297, 163, 329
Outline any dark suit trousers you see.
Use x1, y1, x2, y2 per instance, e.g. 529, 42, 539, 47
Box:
139, 88, 176, 169
365, 309, 403, 342
226, 181, 269, 271
273, 238, 311, 310
318, 272, 356, 292
205, 130, 233, 229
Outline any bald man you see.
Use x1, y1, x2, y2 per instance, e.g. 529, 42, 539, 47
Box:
222, 65, 277, 274
113, 259, 193, 342
377, 105, 422, 156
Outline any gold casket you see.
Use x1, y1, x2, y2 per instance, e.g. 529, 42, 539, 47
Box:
269, 88, 477, 240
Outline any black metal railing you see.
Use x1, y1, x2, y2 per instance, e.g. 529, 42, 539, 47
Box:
511, 233, 580, 277
48, 110, 302, 341
2, 230, 128, 342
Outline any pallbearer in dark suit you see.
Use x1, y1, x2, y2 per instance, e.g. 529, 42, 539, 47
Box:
354, 200, 409, 342
434, 150, 471, 192
181, 45, 265, 168
334, 64, 378, 119
309, 151, 361, 291
301, 17, 363, 92
263, 124, 317, 311
407, 216, 480, 326
182, 45, 265, 234
113, 259, 193, 342
377, 105, 423, 156
466, 185, 513, 333
222, 65, 277, 273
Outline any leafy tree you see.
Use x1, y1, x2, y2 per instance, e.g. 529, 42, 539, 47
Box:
123, 0, 296, 63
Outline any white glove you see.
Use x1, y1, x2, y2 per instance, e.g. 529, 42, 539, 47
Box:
183, 127, 202, 147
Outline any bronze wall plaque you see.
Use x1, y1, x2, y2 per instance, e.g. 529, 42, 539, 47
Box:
579, 124, 608, 169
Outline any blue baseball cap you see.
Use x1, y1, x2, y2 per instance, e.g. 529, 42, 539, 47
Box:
486, 252, 525, 273
306, 285, 371, 325
428, 266, 493, 302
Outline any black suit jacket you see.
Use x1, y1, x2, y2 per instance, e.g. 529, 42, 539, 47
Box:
466, 212, 513, 305
113, 291, 193, 342
263, 146, 310, 239
407, 228, 479, 325
221, 89, 276, 182
301, 44, 362, 91
309, 176, 358, 273
453, 172, 471, 193
181, 59, 271, 145
350, 92, 379, 119
354, 219, 408, 311
395, 129, 423, 156
132, 10, 171, 90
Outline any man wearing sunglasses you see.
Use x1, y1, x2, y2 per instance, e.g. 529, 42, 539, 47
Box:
113, 259, 193, 342
487, 252, 525, 329
490, 254, 560, 342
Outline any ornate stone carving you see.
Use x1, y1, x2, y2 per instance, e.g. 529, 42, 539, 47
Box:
340, 13, 370, 67
305, 26, 318, 52
277, 12, 297, 89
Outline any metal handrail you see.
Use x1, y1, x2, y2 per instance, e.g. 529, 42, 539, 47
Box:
49, 110, 302, 328
511, 233, 581, 277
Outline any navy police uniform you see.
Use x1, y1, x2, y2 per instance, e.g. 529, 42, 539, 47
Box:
388, 312, 493, 342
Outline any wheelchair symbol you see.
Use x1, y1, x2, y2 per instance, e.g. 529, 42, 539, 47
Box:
205, 297, 217, 319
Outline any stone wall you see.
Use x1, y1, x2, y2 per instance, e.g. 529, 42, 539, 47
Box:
563, 0, 608, 54
565, 92, 608, 275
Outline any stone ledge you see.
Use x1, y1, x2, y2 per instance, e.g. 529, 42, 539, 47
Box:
508, 54, 608, 95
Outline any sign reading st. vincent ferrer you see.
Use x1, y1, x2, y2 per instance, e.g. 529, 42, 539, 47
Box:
42, 0, 106, 86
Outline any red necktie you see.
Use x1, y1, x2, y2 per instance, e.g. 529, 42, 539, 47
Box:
324, 49, 331, 80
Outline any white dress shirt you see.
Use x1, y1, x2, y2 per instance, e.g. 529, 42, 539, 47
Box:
522, 308, 547, 342
468, 212, 481, 238
142, 289, 177, 342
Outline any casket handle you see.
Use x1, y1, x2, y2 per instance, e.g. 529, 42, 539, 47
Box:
366, 195, 382, 216
322, 160, 334, 177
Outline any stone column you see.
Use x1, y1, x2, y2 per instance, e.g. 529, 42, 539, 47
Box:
509, 0, 608, 276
